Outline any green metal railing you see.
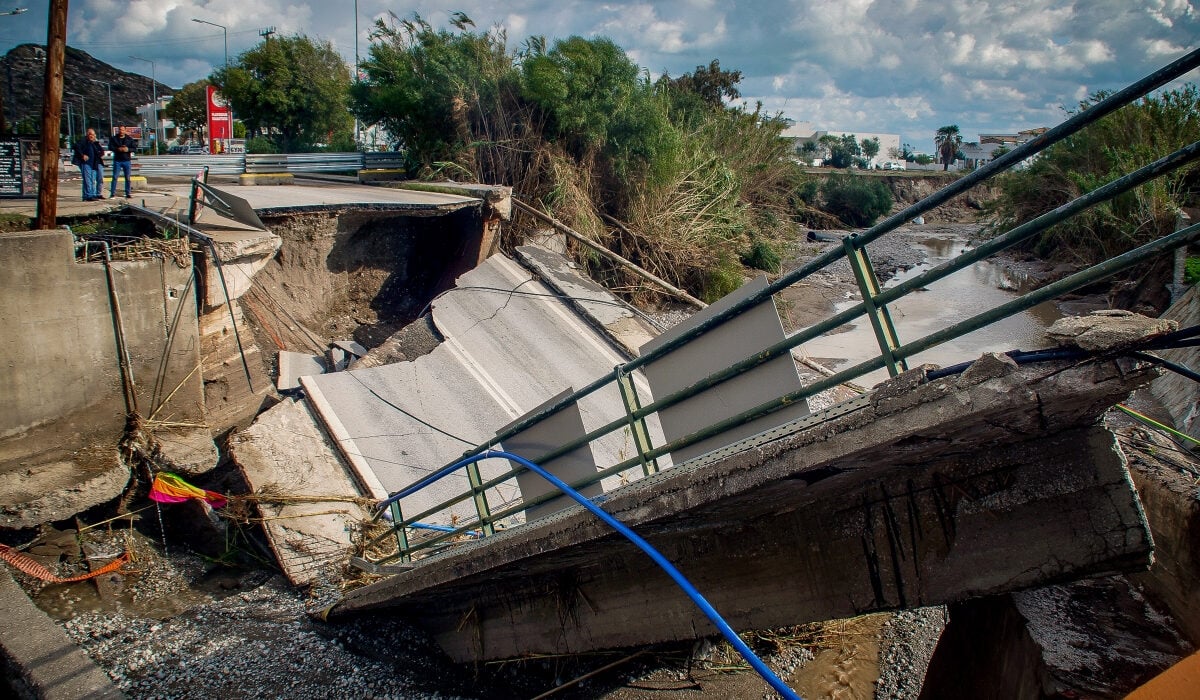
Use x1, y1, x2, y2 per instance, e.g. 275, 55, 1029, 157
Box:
365, 48, 1200, 564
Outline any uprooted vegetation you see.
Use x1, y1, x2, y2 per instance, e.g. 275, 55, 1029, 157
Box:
350, 15, 838, 304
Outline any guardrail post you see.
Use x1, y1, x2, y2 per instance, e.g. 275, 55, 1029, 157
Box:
615, 366, 659, 476
466, 463, 496, 536
843, 235, 907, 377
389, 502, 411, 562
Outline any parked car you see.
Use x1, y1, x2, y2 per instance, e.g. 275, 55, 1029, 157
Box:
182, 144, 209, 155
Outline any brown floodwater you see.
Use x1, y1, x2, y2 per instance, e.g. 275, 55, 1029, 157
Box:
798, 233, 1062, 387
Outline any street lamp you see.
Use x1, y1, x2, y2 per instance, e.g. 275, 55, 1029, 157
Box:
192, 18, 234, 149
90, 78, 113, 136
191, 18, 228, 68
65, 90, 84, 136
128, 55, 158, 152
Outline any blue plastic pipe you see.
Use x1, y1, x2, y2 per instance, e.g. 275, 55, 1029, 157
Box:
378, 450, 801, 700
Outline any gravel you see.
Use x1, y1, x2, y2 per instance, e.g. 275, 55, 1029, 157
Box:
874, 608, 949, 699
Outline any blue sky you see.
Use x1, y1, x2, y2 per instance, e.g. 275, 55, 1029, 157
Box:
1, 1, 1197, 151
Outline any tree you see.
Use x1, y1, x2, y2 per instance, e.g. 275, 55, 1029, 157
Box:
661, 58, 742, 109
522, 35, 641, 152
350, 12, 519, 172
825, 134, 861, 168
212, 35, 352, 152
860, 136, 880, 162
164, 80, 209, 139
935, 124, 962, 171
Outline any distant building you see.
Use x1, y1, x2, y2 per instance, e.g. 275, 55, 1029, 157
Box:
783, 124, 900, 168
136, 97, 179, 149
967, 128, 1048, 169
978, 128, 1047, 146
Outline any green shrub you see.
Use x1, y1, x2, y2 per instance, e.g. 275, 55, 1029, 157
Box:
245, 136, 279, 154
1186, 256, 1200, 285
701, 255, 744, 302
820, 174, 893, 227
741, 238, 781, 272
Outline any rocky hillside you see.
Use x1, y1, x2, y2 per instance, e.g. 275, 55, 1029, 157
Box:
1, 44, 174, 135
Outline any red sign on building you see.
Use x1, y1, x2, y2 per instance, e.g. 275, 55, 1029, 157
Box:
206, 85, 232, 154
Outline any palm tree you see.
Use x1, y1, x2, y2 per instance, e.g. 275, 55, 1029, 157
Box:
935, 125, 962, 171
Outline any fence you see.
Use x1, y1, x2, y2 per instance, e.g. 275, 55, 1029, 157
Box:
360, 47, 1200, 565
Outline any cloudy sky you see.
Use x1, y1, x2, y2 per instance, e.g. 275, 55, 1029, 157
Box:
1, 1, 1197, 150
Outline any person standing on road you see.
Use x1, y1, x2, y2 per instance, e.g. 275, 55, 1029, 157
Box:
71, 128, 106, 201
107, 126, 136, 199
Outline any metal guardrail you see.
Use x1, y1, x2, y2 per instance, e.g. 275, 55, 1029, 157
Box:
245, 153, 364, 173
133, 152, 393, 177
355, 47, 1200, 564
135, 154, 244, 176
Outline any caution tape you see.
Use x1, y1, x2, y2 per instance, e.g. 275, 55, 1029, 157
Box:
0, 543, 130, 584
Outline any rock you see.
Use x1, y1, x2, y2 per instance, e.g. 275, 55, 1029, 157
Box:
1046, 310, 1178, 353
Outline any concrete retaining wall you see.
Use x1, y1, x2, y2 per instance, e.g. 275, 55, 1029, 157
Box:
0, 229, 204, 467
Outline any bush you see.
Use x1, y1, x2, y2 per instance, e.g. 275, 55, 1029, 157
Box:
1186, 256, 1200, 285
701, 254, 744, 302
741, 238, 781, 272
820, 174, 893, 227
245, 137, 280, 154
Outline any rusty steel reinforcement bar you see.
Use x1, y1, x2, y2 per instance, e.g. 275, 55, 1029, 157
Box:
417, 46, 1200, 490
512, 199, 708, 309
380, 219, 1200, 559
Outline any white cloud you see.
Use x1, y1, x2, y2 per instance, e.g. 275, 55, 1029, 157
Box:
0, 0, 1194, 146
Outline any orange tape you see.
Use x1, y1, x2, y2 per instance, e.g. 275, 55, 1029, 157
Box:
0, 543, 130, 583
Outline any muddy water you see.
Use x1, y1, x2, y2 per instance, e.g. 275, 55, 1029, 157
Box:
799, 233, 1062, 387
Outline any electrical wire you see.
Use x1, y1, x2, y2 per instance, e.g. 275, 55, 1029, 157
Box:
377, 450, 801, 700
420, 284, 671, 332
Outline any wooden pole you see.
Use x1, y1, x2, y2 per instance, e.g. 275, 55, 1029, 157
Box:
36, 0, 68, 230
512, 199, 708, 309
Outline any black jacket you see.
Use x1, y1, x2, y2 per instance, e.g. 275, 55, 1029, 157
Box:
108, 134, 137, 162
72, 138, 105, 167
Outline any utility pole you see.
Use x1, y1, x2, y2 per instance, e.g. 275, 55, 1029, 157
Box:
36, 0, 66, 230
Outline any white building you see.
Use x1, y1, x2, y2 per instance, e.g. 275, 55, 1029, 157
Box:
783, 124, 900, 168
135, 97, 178, 150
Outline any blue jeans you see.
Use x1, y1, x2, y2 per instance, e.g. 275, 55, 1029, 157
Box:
78, 163, 99, 199
110, 160, 132, 196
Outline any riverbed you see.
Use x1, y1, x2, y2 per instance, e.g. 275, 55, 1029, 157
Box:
791, 223, 1061, 387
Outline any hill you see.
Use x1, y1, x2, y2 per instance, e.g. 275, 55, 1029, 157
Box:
1, 43, 175, 136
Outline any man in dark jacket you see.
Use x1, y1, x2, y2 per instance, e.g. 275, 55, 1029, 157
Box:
107, 126, 137, 198
71, 128, 105, 201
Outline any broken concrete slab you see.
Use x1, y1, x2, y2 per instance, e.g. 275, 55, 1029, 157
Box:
328, 353, 1157, 662
230, 397, 372, 587
1046, 309, 1178, 352
277, 351, 326, 392
921, 576, 1191, 698
0, 454, 129, 530
327, 346, 348, 372
302, 252, 664, 525
0, 568, 126, 699
152, 427, 219, 477
516, 245, 659, 357
334, 340, 369, 358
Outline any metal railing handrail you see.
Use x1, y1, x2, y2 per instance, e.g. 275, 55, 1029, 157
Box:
365, 47, 1200, 562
